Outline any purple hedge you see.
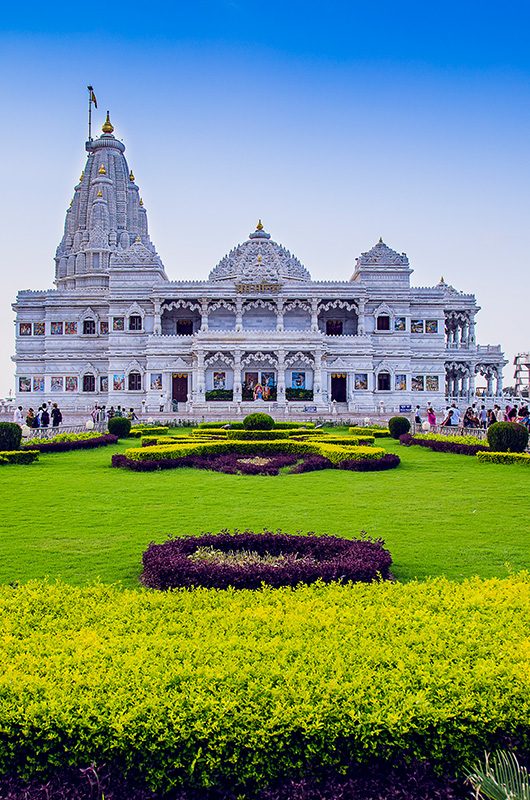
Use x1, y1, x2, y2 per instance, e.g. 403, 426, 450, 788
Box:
0, 759, 466, 799
141, 530, 393, 590
399, 433, 488, 456
112, 451, 400, 474
23, 434, 118, 453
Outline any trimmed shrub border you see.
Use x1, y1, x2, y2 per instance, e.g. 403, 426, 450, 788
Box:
0, 757, 467, 799
0, 450, 39, 465
400, 433, 489, 456
112, 451, 400, 474
129, 426, 170, 438
141, 530, 393, 590
477, 451, 530, 466
22, 433, 118, 453
349, 426, 390, 437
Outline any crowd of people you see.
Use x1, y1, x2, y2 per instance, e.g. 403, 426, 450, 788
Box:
415, 402, 530, 430
12, 402, 140, 429
90, 405, 139, 423
13, 402, 63, 429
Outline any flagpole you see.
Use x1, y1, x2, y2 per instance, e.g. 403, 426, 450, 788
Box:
87, 85, 92, 141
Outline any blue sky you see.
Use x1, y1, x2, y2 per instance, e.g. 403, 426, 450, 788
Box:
1, 1, 529, 396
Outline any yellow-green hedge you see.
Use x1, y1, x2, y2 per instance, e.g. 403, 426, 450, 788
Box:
477, 451, 530, 465
349, 427, 390, 437
0, 449, 39, 465
1, 576, 530, 792
124, 439, 385, 464
129, 426, 170, 438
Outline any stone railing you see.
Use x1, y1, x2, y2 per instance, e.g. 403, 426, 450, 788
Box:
23, 421, 107, 439
411, 422, 488, 440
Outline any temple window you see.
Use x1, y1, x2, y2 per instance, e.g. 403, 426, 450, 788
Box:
176, 319, 193, 336
376, 315, 391, 331
82, 373, 95, 392
326, 319, 343, 336
377, 372, 391, 391
129, 315, 142, 331
83, 319, 96, 335
128, 371, 142, 391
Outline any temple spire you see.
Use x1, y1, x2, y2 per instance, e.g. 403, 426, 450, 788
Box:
102, 111, 114, 134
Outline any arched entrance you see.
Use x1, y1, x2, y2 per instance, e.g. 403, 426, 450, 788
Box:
331, 372, 347, 402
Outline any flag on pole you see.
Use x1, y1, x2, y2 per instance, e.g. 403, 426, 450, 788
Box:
87, 86, 98, 108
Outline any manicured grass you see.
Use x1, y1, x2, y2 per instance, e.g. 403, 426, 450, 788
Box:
0, 431, 528, 588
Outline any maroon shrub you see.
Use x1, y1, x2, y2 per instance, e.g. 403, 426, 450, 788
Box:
399, 434, 488, 456
141, 530, 393, 590
24, 434, 118, 453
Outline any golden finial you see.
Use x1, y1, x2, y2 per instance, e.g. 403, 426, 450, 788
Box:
256, 219, 264, 231
257, 254, 262, 263
129, 170, 135, 182
102, 111, 114, 134
139, 197, 144, 207
69, 199, 73, 208
135, 234, 141, 243
96, 189, 103, 198
79, 171, 84, 183
98, 164, 107, 175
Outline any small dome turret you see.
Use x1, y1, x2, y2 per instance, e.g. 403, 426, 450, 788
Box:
209, 223, 310, 283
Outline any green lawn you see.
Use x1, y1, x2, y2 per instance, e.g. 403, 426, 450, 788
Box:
0, 432, 528, 588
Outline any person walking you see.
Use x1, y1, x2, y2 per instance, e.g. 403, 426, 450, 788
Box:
427, 406, 436, 427
40, 403, 50, 428
478, 404, 487, 429
450, 403, 461, 426
51, 403, 62, 427
13, 405, 24, 425
486, 409, 496, 427
26, 408, 36, 428
414, 405, 422, 425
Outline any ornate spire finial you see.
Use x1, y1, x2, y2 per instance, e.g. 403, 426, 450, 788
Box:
256, 219, 264, 231
257, 254, 262, 263
102, 111, 114, 134
98, 164, 107, 175
96, 189, 103, 198
135, 234, 141, 243
79, 171, 84, 183
129, 170, 135, 182
378, 236, 383, 244
440, 276, 445, 284
139, 197, 144, 207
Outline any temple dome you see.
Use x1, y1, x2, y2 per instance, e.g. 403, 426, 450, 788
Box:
356, 238, 409, 267
209, 222, 311, 283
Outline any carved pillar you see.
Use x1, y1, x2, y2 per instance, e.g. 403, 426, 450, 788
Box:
357, 299, 365, 335
235, 297, 243, 332
495, 367, 503, 397
311, 298, 319, 332
276, 299, 284, 332
469, 369, 476, 399
200, 299, 209, 332
233, 350, 242, 402
196, 350, 206, 401
469, 317, 476, 345
486, 371, 494, 397
277, 349, 286, 399
314, 350, 323, 402
153, 299, 161, 336
460, 321, 468, 345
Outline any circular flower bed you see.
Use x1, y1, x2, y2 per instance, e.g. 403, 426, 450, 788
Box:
112, 451, 400, 474
141, 530, 393, 590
